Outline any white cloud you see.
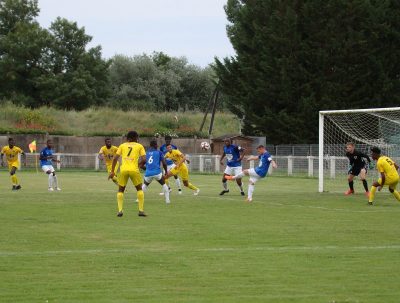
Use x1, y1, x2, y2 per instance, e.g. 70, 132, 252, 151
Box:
36, 0, 235, 66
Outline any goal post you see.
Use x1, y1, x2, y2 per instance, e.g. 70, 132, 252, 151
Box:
318, 107, 400, 193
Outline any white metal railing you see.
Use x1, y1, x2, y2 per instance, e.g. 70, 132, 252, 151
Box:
16, 153, 398, 177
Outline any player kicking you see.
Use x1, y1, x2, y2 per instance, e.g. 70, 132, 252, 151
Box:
164, 144, 200, 195
141, 140, 171, 204
98, 138, 119, 185
368, 147, 400, 205
40, 139, 61, 191
219, 138, 245, 196
109, 131, 146, 217
1, 138, 26, 190
226, 145, 277, 202
345, 142, 372, 197
160, 135, 182, 195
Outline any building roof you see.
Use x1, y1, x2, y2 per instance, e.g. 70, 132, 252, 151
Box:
212, 134, 254, 142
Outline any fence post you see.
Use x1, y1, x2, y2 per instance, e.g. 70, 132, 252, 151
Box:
308, 156, 314, 177
199, 155, 204, 172
57, 154, 61, 171
288, 155, 293, 176
95, 154, 99, 171
186, 154, 191, 171
18, 153, 22, 171
215, 155, 220, 173
330, 156, 336, 179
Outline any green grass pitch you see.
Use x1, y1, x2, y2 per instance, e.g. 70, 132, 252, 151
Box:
1, 171, 400, 302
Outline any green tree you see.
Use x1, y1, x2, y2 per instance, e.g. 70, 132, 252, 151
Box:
37, 18, 111, 110
215, 0, 400, 143
0, 0, 51, 106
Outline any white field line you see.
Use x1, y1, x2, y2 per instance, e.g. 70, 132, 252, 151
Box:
1, 245, 400, 257
200, 194, 400, 213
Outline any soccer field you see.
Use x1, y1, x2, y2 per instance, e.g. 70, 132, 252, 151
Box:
1, 171, 400, 303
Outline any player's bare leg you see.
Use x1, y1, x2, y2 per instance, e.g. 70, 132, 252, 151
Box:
182, 180, 200, 195
220, 174, 230, 195
359, 168, 369, 197
345, 174, 355, 195
389, 186, 400, 202
236, 178, 245, 196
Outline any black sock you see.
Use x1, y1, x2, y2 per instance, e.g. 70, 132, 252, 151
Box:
362, 180, 369, 192
349, 181, 354, 190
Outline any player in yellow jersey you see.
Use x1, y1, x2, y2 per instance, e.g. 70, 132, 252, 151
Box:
1, 138, 26, 190
368, 146, 400, 205
164, 144, 200, 195
109, 131, 146, 217
98, 138, 119, 185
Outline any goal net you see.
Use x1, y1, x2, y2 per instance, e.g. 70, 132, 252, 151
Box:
318, 107, 400, 193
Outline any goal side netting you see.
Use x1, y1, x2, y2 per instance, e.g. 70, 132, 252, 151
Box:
318, 107, 400, 193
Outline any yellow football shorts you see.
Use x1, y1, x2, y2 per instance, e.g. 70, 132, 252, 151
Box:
378, 176, 399, 190
170, 163, 189, 182
118, 170, 142, 187
8, 162, 19, 172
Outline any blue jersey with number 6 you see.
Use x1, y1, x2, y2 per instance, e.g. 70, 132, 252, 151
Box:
145, 148, 164, 177
255, 152, 272, 177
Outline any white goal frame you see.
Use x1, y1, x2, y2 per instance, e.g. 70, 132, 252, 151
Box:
318, 107, 400, 192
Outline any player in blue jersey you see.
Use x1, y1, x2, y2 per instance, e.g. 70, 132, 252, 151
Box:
219, 138, 245, 196
39, 139, 61, 191
226, 145, 277, 202
141, 140, 171, 203
159, 135, 182, 194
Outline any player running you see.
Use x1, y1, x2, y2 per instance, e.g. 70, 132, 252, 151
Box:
160, 135, 182, 194
1, 138, 26, 190
226, 145, 277, 202
40, 139, 61, 191
219, 138, 245, 196
164, 144, 200, 195
98, 138, 119, 185
109, 131, 146, 217
368, 147, 400, 205
345, 142, 372, 197
141, 140, 171, 204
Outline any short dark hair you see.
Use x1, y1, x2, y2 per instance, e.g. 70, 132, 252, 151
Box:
166, 143, 172, 148
165, 135, 172, 140
47, 139, 52, 144
8, 137, 13, 142
127, 131, 138, 140
105, 138, 111, 141
371, 146, 381, 154
346, 142, 355, 146
257, 145, 265, 149
150, 140, 157, 148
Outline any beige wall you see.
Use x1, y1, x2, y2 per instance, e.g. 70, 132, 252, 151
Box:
0, 134, 207, 154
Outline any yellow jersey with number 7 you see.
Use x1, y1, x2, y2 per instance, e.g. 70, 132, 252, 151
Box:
116, 142, 145, 172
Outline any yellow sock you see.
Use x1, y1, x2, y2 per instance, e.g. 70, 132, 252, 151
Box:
369, 186, 377, 202
117, 192, 124, 212
11, 175, 18, 185
392, 190, 400, 202
187, 183, 198, 191
137, 190, 144, 212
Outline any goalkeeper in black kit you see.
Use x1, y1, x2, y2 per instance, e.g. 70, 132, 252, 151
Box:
345, 142, 372, 197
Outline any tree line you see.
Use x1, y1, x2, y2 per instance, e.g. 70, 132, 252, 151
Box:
0, 0, 217, 112
214, 0, 400, 143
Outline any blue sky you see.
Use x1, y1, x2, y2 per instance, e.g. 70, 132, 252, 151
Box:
37, 0, 235, 67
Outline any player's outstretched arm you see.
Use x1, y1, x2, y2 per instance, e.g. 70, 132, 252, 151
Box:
271, 160, 278, 169
238, 147, 246, 162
